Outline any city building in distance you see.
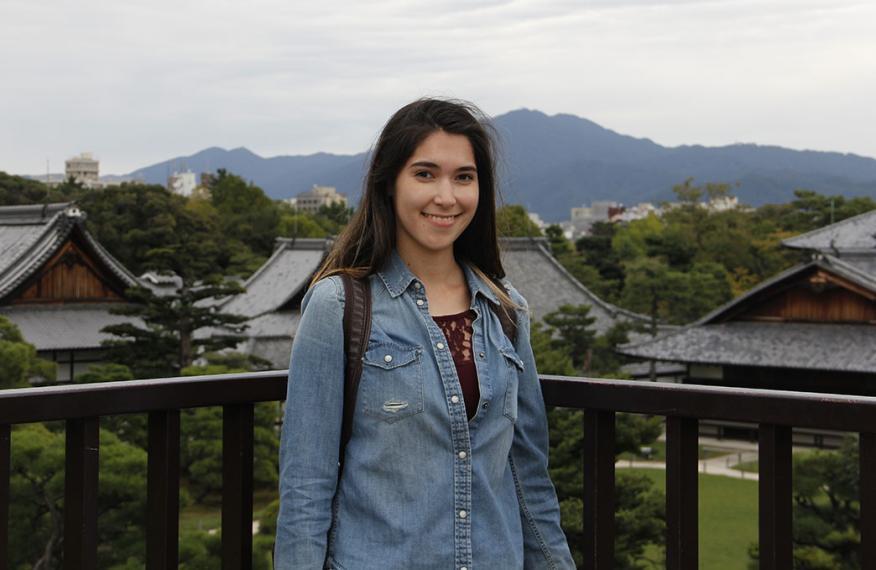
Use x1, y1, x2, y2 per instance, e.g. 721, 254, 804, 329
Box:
293, 185, 347, 214
167, 170, 197, 197
65, 152, 100, 188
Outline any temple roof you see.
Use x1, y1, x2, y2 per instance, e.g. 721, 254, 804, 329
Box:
619, 255, 876, 372
215, 238, 329, 319
499, 237, 651, 334
782, 209, 876, 256
0, 303, 143, 351
617, 321, 875, 373
0, 203, 139, 303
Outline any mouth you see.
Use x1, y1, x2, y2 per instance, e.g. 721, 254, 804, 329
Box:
421, 212, 460, 226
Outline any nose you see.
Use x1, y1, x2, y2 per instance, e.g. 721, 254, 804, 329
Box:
433, 177, 456, 207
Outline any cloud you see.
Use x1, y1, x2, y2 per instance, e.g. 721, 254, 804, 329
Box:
1, 0, 874, 174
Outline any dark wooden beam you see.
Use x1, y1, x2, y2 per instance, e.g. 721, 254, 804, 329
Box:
147, 410, 180, 570
64, 417, 99, 570
582, 409, 614, 570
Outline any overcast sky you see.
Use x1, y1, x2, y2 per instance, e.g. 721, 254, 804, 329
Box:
2, 0, 874, 175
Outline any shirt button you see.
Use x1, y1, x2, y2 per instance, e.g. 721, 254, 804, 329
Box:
414, 282, 421, 289
416, 299, 424, 306
458, 451, 467, 459
436, 342, 445, 350
478, 352, 485, 359
459, 510, 467, 519
482, 402, 489, 410
383, 354, 393, 363
450, 395, 460, 404
461, 567, 468, 570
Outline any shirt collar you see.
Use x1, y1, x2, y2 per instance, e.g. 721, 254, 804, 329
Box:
376, 249, 501, 307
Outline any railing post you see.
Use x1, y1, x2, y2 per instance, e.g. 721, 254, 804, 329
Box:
666, 416, 698, 570
861, 433, 876, 569
582, 409, 615, 570
222, 403, 254, 570
147, 410, 180, 570
758, 424, 792, 570
0, 424, 9, 570
64, 417, 99, 569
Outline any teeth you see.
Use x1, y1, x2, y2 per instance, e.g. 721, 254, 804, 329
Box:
424, 214, 455, 221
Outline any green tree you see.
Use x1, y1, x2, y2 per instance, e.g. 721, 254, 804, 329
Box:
496, 204, 543, 237
0, 172, 58, 206
101, 283, 249, 379
180, 357, 278, 503
748, 437, 861, 569
9, 424, 148, 568
620, 258, 732, 325
0, 316, 55, 388
543, 305, 597, 371
576, 221, 625, 301
207, 169, 281, 259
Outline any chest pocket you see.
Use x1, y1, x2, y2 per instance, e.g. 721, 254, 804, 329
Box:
361, 342, 424, 423
499, 345, 524, 423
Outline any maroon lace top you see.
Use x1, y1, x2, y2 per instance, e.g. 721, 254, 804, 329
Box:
432, 309, 479, 420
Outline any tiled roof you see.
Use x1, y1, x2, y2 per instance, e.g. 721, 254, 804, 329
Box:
0, 303, 143, 351
694, 255, 876, 326
0, 203, 138, 302
617, 321, 876, 373
783, 209, 876, 254
500, 237, 651, 333
216, 238, 329, 318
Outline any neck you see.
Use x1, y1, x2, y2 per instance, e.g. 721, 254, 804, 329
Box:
396, 244, 464, 289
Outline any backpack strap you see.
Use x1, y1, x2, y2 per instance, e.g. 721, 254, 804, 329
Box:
339, 273, 371, 471
488, 278, 518, 346
491, 302, 518, 347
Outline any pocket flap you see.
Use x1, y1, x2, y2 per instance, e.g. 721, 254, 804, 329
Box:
499, 346, 525, 372
363, 342, 420, 370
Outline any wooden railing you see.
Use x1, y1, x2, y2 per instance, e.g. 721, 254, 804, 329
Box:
1, 372, 875, 569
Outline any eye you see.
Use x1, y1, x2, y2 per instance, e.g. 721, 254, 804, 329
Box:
414, 170, 434, 179
457, 173, 476, 183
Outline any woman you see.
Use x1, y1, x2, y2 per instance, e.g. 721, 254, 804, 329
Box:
275, 99, 574, 569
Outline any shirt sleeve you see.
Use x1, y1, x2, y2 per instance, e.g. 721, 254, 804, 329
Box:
274, 277, 345, 569
506, 287, 576, 570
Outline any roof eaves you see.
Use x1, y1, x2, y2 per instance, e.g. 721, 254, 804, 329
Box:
0, 209, 75, 300
79, 226, 140, 287
782, 208, 876, 250
694, 259, 823, 325
508, 237, 651, 323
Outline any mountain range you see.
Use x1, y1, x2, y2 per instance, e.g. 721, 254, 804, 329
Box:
126, 109, 876, 222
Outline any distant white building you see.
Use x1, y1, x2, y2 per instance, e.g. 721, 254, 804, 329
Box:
65, 153, 100, 188
616, 202, 659, 222
527, 212, 546, 230
167, 171, 197, 197
294, 185, 347, 214
569, 201, 623, 237
705, 196, 740, 212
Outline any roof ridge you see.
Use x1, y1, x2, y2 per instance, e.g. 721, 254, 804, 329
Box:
0, 202, 73, 225
519, 239, 651, 322
0, 208, 76, 298
782, 208, 876, 250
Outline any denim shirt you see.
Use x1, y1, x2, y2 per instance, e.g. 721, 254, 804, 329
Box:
275, 251, 574, 570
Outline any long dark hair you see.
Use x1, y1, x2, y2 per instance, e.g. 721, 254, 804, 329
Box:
313, 98, 508, 297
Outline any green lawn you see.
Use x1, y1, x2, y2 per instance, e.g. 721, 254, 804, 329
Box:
179, 487, 279, 535
629, 468, 758, 569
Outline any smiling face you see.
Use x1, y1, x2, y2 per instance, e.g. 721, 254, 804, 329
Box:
393, 129, 480, 261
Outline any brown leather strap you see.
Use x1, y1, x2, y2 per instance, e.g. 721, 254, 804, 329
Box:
491, 302, 518, 347
339, 273, 371, 471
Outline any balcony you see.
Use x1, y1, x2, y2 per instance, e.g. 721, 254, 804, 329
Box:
1, 372, 875, 569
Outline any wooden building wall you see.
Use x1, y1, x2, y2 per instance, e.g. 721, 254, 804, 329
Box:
12, 238, 126, 304
734, 269, 876, 323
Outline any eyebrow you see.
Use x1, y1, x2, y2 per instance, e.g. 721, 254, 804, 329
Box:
409, 161, 477, 172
